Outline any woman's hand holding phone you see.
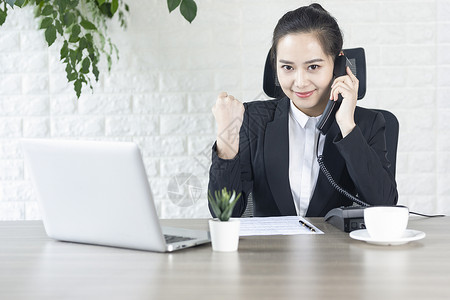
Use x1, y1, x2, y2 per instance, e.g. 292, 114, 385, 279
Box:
212, 92, 245, 159
330, 66, 359, 137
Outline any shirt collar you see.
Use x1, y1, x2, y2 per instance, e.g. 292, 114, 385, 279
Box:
289, 99, 321, 128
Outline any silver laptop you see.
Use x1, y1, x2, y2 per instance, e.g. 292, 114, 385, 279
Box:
21, 139, 210, 252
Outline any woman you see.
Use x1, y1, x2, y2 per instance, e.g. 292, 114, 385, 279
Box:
208, 3, 398, 217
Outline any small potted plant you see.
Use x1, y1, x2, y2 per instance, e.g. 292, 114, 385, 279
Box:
208, 188, 241, 252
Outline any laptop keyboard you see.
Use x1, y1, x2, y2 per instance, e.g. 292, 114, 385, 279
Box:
164, 234, 195, 244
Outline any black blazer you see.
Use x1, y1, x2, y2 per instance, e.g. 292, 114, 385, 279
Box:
208, 97, 398, 217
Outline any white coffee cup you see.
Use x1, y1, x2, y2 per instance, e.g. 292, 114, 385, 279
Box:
363, 206, 409, 240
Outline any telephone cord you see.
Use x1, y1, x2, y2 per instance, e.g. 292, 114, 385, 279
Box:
317, 154, 368, 207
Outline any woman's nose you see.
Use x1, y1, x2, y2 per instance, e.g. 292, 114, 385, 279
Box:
294, 70, 309, 88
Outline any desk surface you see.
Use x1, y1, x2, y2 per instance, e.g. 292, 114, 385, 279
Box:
0, 217, 449, 300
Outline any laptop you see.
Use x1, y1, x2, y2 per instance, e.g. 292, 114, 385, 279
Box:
21, 139, 210, 252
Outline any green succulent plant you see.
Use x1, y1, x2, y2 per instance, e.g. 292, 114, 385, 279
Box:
208, 188, 241, 222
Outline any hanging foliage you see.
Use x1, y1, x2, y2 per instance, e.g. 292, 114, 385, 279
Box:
0, 0, 197, 98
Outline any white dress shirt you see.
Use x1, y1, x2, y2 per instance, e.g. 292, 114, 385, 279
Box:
288, 100, 325, 216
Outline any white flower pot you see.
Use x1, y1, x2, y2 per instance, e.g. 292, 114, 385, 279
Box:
208, 218, 240, 252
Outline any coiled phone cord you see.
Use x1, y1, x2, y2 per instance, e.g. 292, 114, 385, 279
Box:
315, 134, 368, 206
317, 154, 369, 207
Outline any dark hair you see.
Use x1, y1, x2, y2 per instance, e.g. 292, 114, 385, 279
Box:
270, 3, 343, 68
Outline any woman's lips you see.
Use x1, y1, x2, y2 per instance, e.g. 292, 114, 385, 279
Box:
295, 90, 315, 98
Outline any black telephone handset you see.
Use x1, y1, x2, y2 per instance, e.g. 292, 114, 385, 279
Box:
316, 54, 348, 134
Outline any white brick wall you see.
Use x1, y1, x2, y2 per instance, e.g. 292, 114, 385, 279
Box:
437, 0, 450, 216
0, 0, 449, 220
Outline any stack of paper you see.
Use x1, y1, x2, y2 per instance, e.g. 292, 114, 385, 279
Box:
238, 216, 323, 236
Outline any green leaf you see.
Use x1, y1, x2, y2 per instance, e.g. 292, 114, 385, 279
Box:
80, 20, 96, 30
65, 62, 72, 74
85, 33, 93, 44
45, 25, 57, 46
15, 0, 26, 7
6, 0, 16, 8
80, 74, 87, 84
69, 49, 77, 65
167, 0, 181, 13
69, 35, 79, 43
75, 49, 82, 63
107, 54, 112, 71
92, 65, 99, 81
0, 10, 7, 26
35, 0, 45, 7
79, 36, 87, 50
65, 64, 77, 82
68, 0, 79, 9
56, 0, 67, 14
40, 17, 53, 29
81, 57, 90, 74
111, 0, 119, 15
72, 24, 81, 36
88, 51, 95, 62
208, 191, 222, 220
55, 20, 63, 35
63, 12, 76, 26
67, 72, 77, 81
74, 79, 82, 98
180, 0, 197, 23
98, 3, 113, 18
69, 24, 81, 42
220, 192, 240, 221
41, 5, 53, 16
60, 40, 69, 60
97, 0, 105, 6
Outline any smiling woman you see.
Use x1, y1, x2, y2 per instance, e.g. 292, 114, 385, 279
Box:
275, 32, 334, 117
208, 3, 398, 218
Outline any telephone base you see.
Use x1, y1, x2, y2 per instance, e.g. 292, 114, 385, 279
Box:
324, 206, 366, 232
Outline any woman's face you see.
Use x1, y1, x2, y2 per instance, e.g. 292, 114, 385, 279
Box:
276, 32, 334, 117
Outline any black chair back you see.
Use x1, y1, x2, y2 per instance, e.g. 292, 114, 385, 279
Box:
372, 109, 399, 178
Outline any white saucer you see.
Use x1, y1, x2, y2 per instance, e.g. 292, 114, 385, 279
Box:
349, 229, 426, 246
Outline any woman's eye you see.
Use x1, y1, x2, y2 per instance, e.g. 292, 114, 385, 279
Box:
308, 65, 319, 71
281, 65, 293, 71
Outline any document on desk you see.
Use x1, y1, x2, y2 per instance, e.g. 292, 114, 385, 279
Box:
239, 216, 323, 236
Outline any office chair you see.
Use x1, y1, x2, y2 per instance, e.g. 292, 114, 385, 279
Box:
371, 109, 399, 178
241, 48, 399, 218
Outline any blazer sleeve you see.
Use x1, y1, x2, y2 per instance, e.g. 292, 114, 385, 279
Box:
208, 103, 253, 217
333, 111, 398, 206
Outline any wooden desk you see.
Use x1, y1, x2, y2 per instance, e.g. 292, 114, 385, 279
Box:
0, 217, 449, 300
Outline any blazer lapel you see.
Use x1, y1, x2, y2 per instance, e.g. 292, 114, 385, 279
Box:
264, 97, 296, 215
